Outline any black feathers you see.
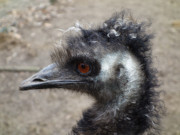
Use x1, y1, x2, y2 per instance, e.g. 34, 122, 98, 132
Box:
50, 11, 163, 135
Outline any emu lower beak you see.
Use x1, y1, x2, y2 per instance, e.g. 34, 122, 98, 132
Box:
19, 64, 85, 91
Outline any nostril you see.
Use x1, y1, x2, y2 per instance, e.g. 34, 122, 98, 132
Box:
32, 78, 44, 82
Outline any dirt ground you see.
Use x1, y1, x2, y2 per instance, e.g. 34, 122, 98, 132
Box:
0, 0, 180, 135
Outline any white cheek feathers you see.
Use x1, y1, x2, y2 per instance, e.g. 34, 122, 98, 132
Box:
122, 52, 144, 100
97, 51, 143, 84
98, 52, 121, 82
96, 50, 144, 102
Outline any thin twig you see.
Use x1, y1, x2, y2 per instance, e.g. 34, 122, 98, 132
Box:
0, 66, 41, 72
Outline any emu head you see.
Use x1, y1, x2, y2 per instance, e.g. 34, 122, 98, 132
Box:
20, 12, 153, 105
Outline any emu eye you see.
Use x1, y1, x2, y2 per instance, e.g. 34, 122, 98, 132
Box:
77, 63, 91, 75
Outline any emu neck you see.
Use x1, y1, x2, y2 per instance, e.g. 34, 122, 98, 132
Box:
72, 97, 140, 135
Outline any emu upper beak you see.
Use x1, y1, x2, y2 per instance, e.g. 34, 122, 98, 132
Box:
19, 63, 86, 91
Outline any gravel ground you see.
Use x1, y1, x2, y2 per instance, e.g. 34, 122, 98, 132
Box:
0, 0, 180, 135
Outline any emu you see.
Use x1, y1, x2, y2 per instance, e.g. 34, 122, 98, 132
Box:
20, 11, 162, 135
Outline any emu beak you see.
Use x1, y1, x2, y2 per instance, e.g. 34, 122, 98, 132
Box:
19, 63, 86, 91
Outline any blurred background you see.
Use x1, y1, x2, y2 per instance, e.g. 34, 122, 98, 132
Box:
0, 0, 180, 134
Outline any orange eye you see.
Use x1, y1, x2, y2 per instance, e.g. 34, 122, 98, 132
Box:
78, 63, 90, 74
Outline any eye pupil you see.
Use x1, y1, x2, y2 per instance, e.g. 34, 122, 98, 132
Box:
78, 63, 90, 74
81, 64, 86, 69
